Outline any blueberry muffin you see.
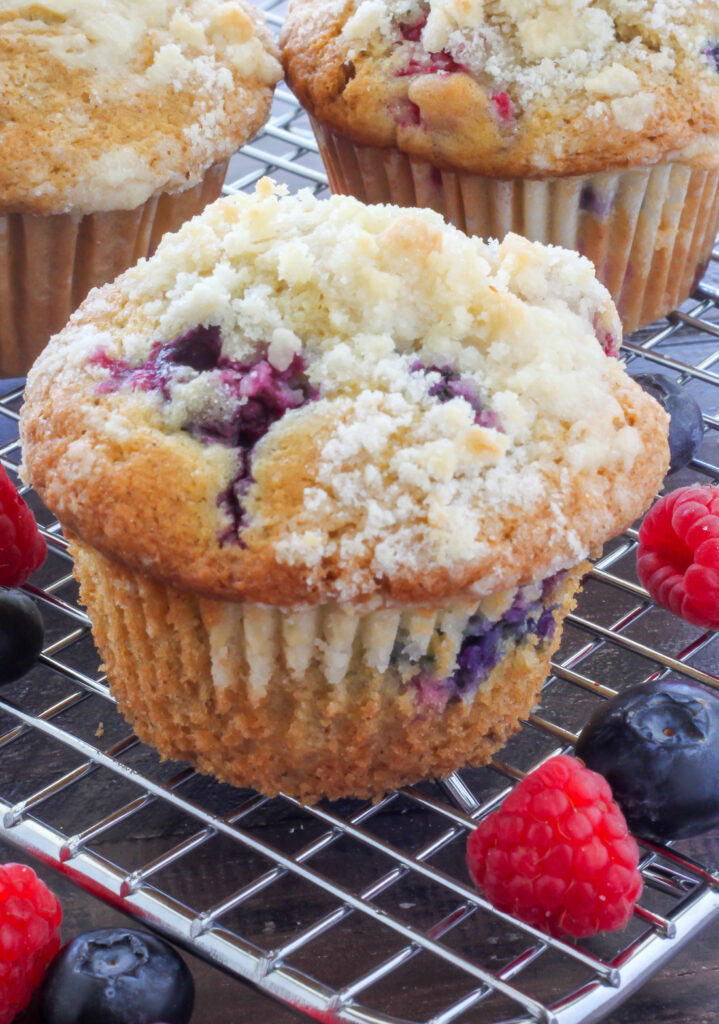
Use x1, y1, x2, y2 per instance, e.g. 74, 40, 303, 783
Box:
21, 181, 669, 801
0, 0, 281, 375
282, 0, 719, 334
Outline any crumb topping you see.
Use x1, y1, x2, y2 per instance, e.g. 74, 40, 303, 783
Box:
35, 180, 651, 593
1, 0, 277, 85
0, 0, 281, 212
282, 0, 719, 176
343, 0, 718, 111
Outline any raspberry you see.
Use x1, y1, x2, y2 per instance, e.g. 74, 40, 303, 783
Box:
491, 91, 515, 123
466, 755, 642, 939
0, 465, 46, 588
0, 862, 62, 1024
637, 485, 719, 629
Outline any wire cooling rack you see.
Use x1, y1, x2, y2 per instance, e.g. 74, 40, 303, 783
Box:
2, 4, 719, 1021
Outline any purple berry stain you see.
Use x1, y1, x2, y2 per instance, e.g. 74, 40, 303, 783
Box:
91, 325, 223, 398
213, 353, 315, 543
704, 42, 719, 72
579, 184, 613, 219
408, 572, 564, 713
412, 361, 501, 430
91, 325, 316, 544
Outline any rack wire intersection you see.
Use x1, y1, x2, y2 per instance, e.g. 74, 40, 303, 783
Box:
2, 4, 719, 1021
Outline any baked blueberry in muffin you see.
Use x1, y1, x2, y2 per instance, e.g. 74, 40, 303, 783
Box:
21, 181, 669, 801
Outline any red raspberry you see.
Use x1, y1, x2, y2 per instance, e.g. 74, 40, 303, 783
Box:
637, 485, 719, 630
466, 755, 642, 939
0, 862, 62, 1024
0, 465, 46, 588
491, 91, 515, 123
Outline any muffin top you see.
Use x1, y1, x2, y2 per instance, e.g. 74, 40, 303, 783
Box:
0, 0, 282, 214
281, 0, 719, 177
21, 180, 668, 607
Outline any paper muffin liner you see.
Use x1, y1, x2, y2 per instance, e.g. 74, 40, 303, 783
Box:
0, 159, 229, 377
312, 119, 719, 335
70, 535, 585, 802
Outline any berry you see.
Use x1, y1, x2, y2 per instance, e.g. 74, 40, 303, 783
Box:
705, 41, 719, 74
491, 91, 515, 123
40, 928, 195, 1024
632, 373, 704, 472
637, 485, 719, 629
0, 464, 46, 587
399, 13, 427, 41
466, 755, 642, 938
0, 862, 62, 1024
94, 329, 317, 546
0, 589, 44, 685
576, 679, 719, 842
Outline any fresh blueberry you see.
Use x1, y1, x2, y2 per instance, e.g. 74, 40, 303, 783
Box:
575, 679, 719, 842
39, 928, 195, 1024
632, 373, 704, 472
0, 588, 44, 684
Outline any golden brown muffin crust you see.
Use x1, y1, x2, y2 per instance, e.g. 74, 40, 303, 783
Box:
21, 187, 670, 607
0, 1, 281, 213
281, 0, 719, 177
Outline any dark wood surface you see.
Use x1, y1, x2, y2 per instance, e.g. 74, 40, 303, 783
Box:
3, 826, 719, 1024
4, 293, 719, 1023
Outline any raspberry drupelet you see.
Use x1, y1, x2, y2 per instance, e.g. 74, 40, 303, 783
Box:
0, 862, 62, 1024
0, 464, 46, 587
637, 485, 719, 630
466, 755, 642, 939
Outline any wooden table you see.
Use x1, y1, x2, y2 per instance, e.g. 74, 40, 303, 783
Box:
4, 281, 719, 1024
6, 829, 719, 1024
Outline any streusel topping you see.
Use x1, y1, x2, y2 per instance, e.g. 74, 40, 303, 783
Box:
22, 181, 668, 603
344, 0, 716, 112
282, 0, 719, 176
0, 0, 281, 212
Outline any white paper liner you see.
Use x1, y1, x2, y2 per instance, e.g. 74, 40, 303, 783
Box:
0, 160, 229, 376
71, 527, 559, 705
70, 537, 588, 800
199, 595, 488, 703
312, 119, 719, 335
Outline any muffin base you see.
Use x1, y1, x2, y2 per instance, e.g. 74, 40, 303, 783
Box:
313, 120, 719, 335
0, 160, 229, 377
71, 538, 584, 803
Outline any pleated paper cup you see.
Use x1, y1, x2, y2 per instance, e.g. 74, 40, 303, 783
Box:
0, 160, 229, 377
70, 534, 585, 803
312, 119, 719, 335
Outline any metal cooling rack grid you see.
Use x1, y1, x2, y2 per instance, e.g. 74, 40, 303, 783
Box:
2, 9, 719, 1017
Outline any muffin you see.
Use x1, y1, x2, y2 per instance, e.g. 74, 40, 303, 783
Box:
20, 181, 669, 802
0, 0, 282, 376
281, 0, 719, 334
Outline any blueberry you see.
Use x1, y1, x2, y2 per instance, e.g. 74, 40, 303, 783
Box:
0, 588, 44, 684
632, 373, 704, 472
704, 42, 719, 73
166, 324, 222, 372
40, 928, 195, 1024
575, 679, 719, 842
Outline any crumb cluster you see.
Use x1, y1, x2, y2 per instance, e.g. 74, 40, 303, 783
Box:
0, 0, 281, 212
23, 181, 665, 601
282, 0, 719, 176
